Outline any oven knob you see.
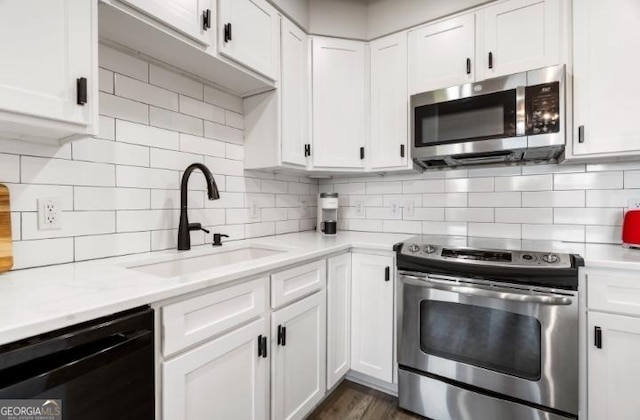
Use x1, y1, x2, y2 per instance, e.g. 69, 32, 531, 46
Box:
408, 244, 420, 253
542, 254, 559, 264
424, 245, 436, 254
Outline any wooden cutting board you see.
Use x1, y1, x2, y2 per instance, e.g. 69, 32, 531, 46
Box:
0, 185, 13, 273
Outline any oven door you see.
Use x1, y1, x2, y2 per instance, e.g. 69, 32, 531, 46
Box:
397, 272, 578, 415
411, 72, 527, 162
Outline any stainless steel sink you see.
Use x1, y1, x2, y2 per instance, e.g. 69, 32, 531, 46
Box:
127, 245, 288, 278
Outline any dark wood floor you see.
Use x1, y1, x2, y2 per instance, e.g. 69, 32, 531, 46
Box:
307, 380, 424, 420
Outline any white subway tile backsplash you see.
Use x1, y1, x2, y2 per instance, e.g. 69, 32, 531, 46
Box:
7, 184, 73, 211
423, 221, 467, 236
179, 134, 225, 157
445, 177, 493, 192
225, 110, 244, 129
150, 148, 203, 171
150, 189, 203, 210
22, 157, 115, 187
116, 166, 178, 189
245, 222, 275, 238
22, 211, 116, 240
555, 172, 623, 190
404, 208, 445, 221
0, 138, 71, 159
334, 183, 366, 195
522, 191, 585, 208
522, 224, 585, 242
261, 208, 288, 222
276, 220, 299, 234
117, 209, 180, 232
624, 171, 640, 188
99, 68, 114, 93
204, 121, 243, 144
554, 208, 623, 226
383, 220, 421, 233
402, 179, 445, 194
366, 181, 402, 194
99, 92, 148, 124
495, 208, 552, 224
179, 95, 225, 123
72, 138, 150, 167
261, 180, 288, 194
150, 106, 203, 136
446, 208, 493, 223
98, 116, 116, 140
586, 226, 622, 244
586, 189, 640, 208
99, 44, 148, 81
75, 187, 150, 211
204, 85, 243, 113
495, 175, 552, 191
423, 193, 467, 208
225, 143, 244, 161
75, 232, 151, 261
468, 223, 521, 239
115, 74, 179, 111
204, 156, 244, 176
469, 192, 521, 208
12, 238, 74, 269
0, 154, 20, 183
345, 219, 383, 232
149, 64, 203, 100
116, 120, 179, 150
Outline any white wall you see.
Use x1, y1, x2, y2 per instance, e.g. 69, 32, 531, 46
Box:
270, 0, 310, 30
367, 0, 493, 39
0, 44, 318, 270
309, 0, 368, 40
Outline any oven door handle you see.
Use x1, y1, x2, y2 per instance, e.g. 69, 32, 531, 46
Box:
400, 275, 573, 306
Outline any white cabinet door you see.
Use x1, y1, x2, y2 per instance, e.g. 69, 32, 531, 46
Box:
327, 253, 352, 389
119, 0, 212, 46
370, 33, 409, 170
479, 0, 560, 80
0, 0, 95, 129
218, 0, 280, 80
572, 0, 640, 157
272, 292, 327, 420
281, 18, 310, 167
408, 14, 475, 94
351, 253, 394, 383
312, 37, 366, 169
163, 318, 268, 420
588, 312, 640, 420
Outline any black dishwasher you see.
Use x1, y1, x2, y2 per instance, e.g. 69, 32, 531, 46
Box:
0, 306, 155, 420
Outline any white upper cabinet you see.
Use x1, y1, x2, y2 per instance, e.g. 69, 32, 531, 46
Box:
218, 0, 280, 80
281, 19, 310, 167
312, 37, 366, 169
478, 0, 561, 80
0, 0, 97, 143
370, 33, 409, 170
408, 14, 475, 94
351, 253, 394, 383
571, 0, 640, 158
272, 292, 326, 420
119, 0, 212, 46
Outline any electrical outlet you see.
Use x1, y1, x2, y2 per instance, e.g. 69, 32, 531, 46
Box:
38, 198, 63, 230
404, 200, 415, 217
250, 202, 260, 220
355, 200, 365, 217
629, 197, 640, 209
300, 199, 309, 217
390, 200, 400, 215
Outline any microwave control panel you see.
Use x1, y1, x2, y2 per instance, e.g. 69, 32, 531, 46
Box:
526, 82, 560, 136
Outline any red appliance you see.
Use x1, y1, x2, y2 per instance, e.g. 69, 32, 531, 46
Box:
622, 209, 640, 247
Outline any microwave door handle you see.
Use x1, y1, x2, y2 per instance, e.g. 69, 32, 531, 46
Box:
516, 86, 526, 136
400, 275, 572, 306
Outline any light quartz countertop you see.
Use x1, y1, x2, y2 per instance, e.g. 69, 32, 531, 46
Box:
0, 230, 639, 347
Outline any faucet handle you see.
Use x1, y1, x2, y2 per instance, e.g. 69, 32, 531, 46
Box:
213, 233, 229, 247
189, 223, 210, 234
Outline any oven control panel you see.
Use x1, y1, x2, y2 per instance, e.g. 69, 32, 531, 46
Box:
401, 243, 572, 268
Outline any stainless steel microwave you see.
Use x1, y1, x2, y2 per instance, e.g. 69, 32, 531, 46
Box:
411, 65, 566, 169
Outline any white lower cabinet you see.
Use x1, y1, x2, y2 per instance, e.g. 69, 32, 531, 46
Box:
163, 317, 269, 420
326, 253, 352, 389
588, 311, 640, 420
272, 291, 327, 420
350, 253, 394, 383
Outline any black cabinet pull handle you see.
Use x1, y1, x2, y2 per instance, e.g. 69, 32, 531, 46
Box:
304, 144, 311, 157
385, 266, 390, 281
202, 9, 211, 30
578, 125, 585, 143
277, 325, 286, 346
594, 326, 602, 349
224, 23, 232, 43
76, 77, 87, 106
466, 57, 471, 75
488, 52, 494, 69
261, 336, 267, 357
258, 335, 263, 357
360, 147, 365, 160
400, 144, 405, 158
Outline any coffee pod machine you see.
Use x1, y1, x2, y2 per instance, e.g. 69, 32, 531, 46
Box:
317, 192, 338, 235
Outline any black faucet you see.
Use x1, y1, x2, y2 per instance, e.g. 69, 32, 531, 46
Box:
178, 163, 220, 251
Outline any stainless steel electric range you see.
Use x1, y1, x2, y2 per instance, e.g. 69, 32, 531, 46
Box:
395, 237, 583, 420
